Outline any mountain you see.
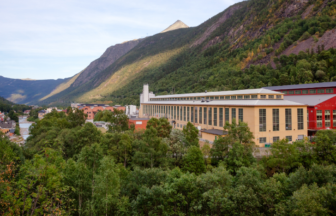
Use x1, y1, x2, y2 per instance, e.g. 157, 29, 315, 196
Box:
0, 39, 143, 104
71, 39, 143, 88
0, 76, 71, 104
161, 20, 189, 33
1, 0, 336, 106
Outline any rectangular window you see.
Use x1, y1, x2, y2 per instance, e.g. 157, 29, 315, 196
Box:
259, 109, 266, 132
208, 108, 212, 125
220, 96, 224, 100
187, 107, 190, 122
273, 137, 280, 143
231, 96, 236, 100
195, 107, 198, 123
174, 106, 176, 120
317, 110, 322, 128
184, 107, 186, 121
204, 107, 207, 125
326, 88, 334, 93
273, 109, 279, 131
288, 91, 294, 95
168, 106, 170, 118
268, 95, 274, 99
260, 95, 266, 99
219, 108, 223, 127
244, 95, 250, 99
259, 137, 266, 143
298, 108, 304, 130
286, 136, 292, 142
285, 109, 292, 130
199, 107, 202, 124
302, 90, 308, 94
237, 95, 243, 99
180, 107, 182, 121
214, 108, 217, 126
225, 96, 230, 99
251, 95, 258, 99
210, 97, 214, 100
310, 89, 316, 94
282, 91, 287, 94
295, 90, 301, 94
276, 95, 282, 99
191, 107, 194, 123
177, 106, 179, 120
197, 97, 201, 100
232, 108, 236, 123
333, 110, 336, 127
225, 108, 229, 123
238, 108, 243, 122
325, 110, 330, 127
215, 96, 219, 100
317, 89, 325, 94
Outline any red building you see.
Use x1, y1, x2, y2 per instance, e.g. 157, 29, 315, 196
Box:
128, 118, 149, 130
264, 82, 336, 136
77, 104, 126, 120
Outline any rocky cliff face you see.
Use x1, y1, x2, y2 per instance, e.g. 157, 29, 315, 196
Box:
71, 39, 143, 87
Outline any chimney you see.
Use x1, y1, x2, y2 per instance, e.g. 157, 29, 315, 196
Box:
143, 84, 149, 102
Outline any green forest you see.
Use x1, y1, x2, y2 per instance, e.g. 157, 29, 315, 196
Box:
2, 109, 336, 215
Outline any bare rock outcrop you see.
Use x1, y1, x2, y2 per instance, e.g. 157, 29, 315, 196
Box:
190, 4, 242, 48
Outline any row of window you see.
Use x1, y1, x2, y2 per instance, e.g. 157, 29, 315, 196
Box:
150, 94, 282, 101
143, 105, 243, 126
259, 136, 293, 143
259, 108, 304, 132
316, 110, 336, 128
283, 88, 334, 95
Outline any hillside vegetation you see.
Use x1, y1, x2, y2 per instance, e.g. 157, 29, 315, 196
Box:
37, 0, 336, 106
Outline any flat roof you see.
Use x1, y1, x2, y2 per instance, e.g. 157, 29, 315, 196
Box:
129, 118, 150, 120
263, 82, 336, 90
202, 129, 228, 136
142, 99, 305, 106
153, 88, 282, 98
284, 95, 336, 106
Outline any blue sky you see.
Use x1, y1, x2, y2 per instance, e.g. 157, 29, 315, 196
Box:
0, 0, 240, 80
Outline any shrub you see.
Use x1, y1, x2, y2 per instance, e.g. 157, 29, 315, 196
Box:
300, 32, 311, 41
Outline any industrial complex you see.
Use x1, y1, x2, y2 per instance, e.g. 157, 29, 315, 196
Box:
139, 84, 308, 146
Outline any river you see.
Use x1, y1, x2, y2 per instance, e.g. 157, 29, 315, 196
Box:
19, 116, 33, 140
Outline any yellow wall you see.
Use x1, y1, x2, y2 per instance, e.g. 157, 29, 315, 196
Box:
201, 132, 225, 142
140, 104, 307, 147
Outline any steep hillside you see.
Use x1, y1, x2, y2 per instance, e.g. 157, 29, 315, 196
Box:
40, 0, 336, 106
0, 39, 143, 104
72, 39, 143, 87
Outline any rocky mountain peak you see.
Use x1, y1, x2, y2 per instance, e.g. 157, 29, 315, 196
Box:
161, 20, 189, 33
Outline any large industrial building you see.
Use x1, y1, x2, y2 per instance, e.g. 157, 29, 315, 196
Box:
264, 82, 336, 136
139, 84, 307, 146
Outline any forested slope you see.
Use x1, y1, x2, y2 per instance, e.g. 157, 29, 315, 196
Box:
39, 0, 336, 106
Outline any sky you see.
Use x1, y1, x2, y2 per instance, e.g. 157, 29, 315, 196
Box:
0, 0, 240, 80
